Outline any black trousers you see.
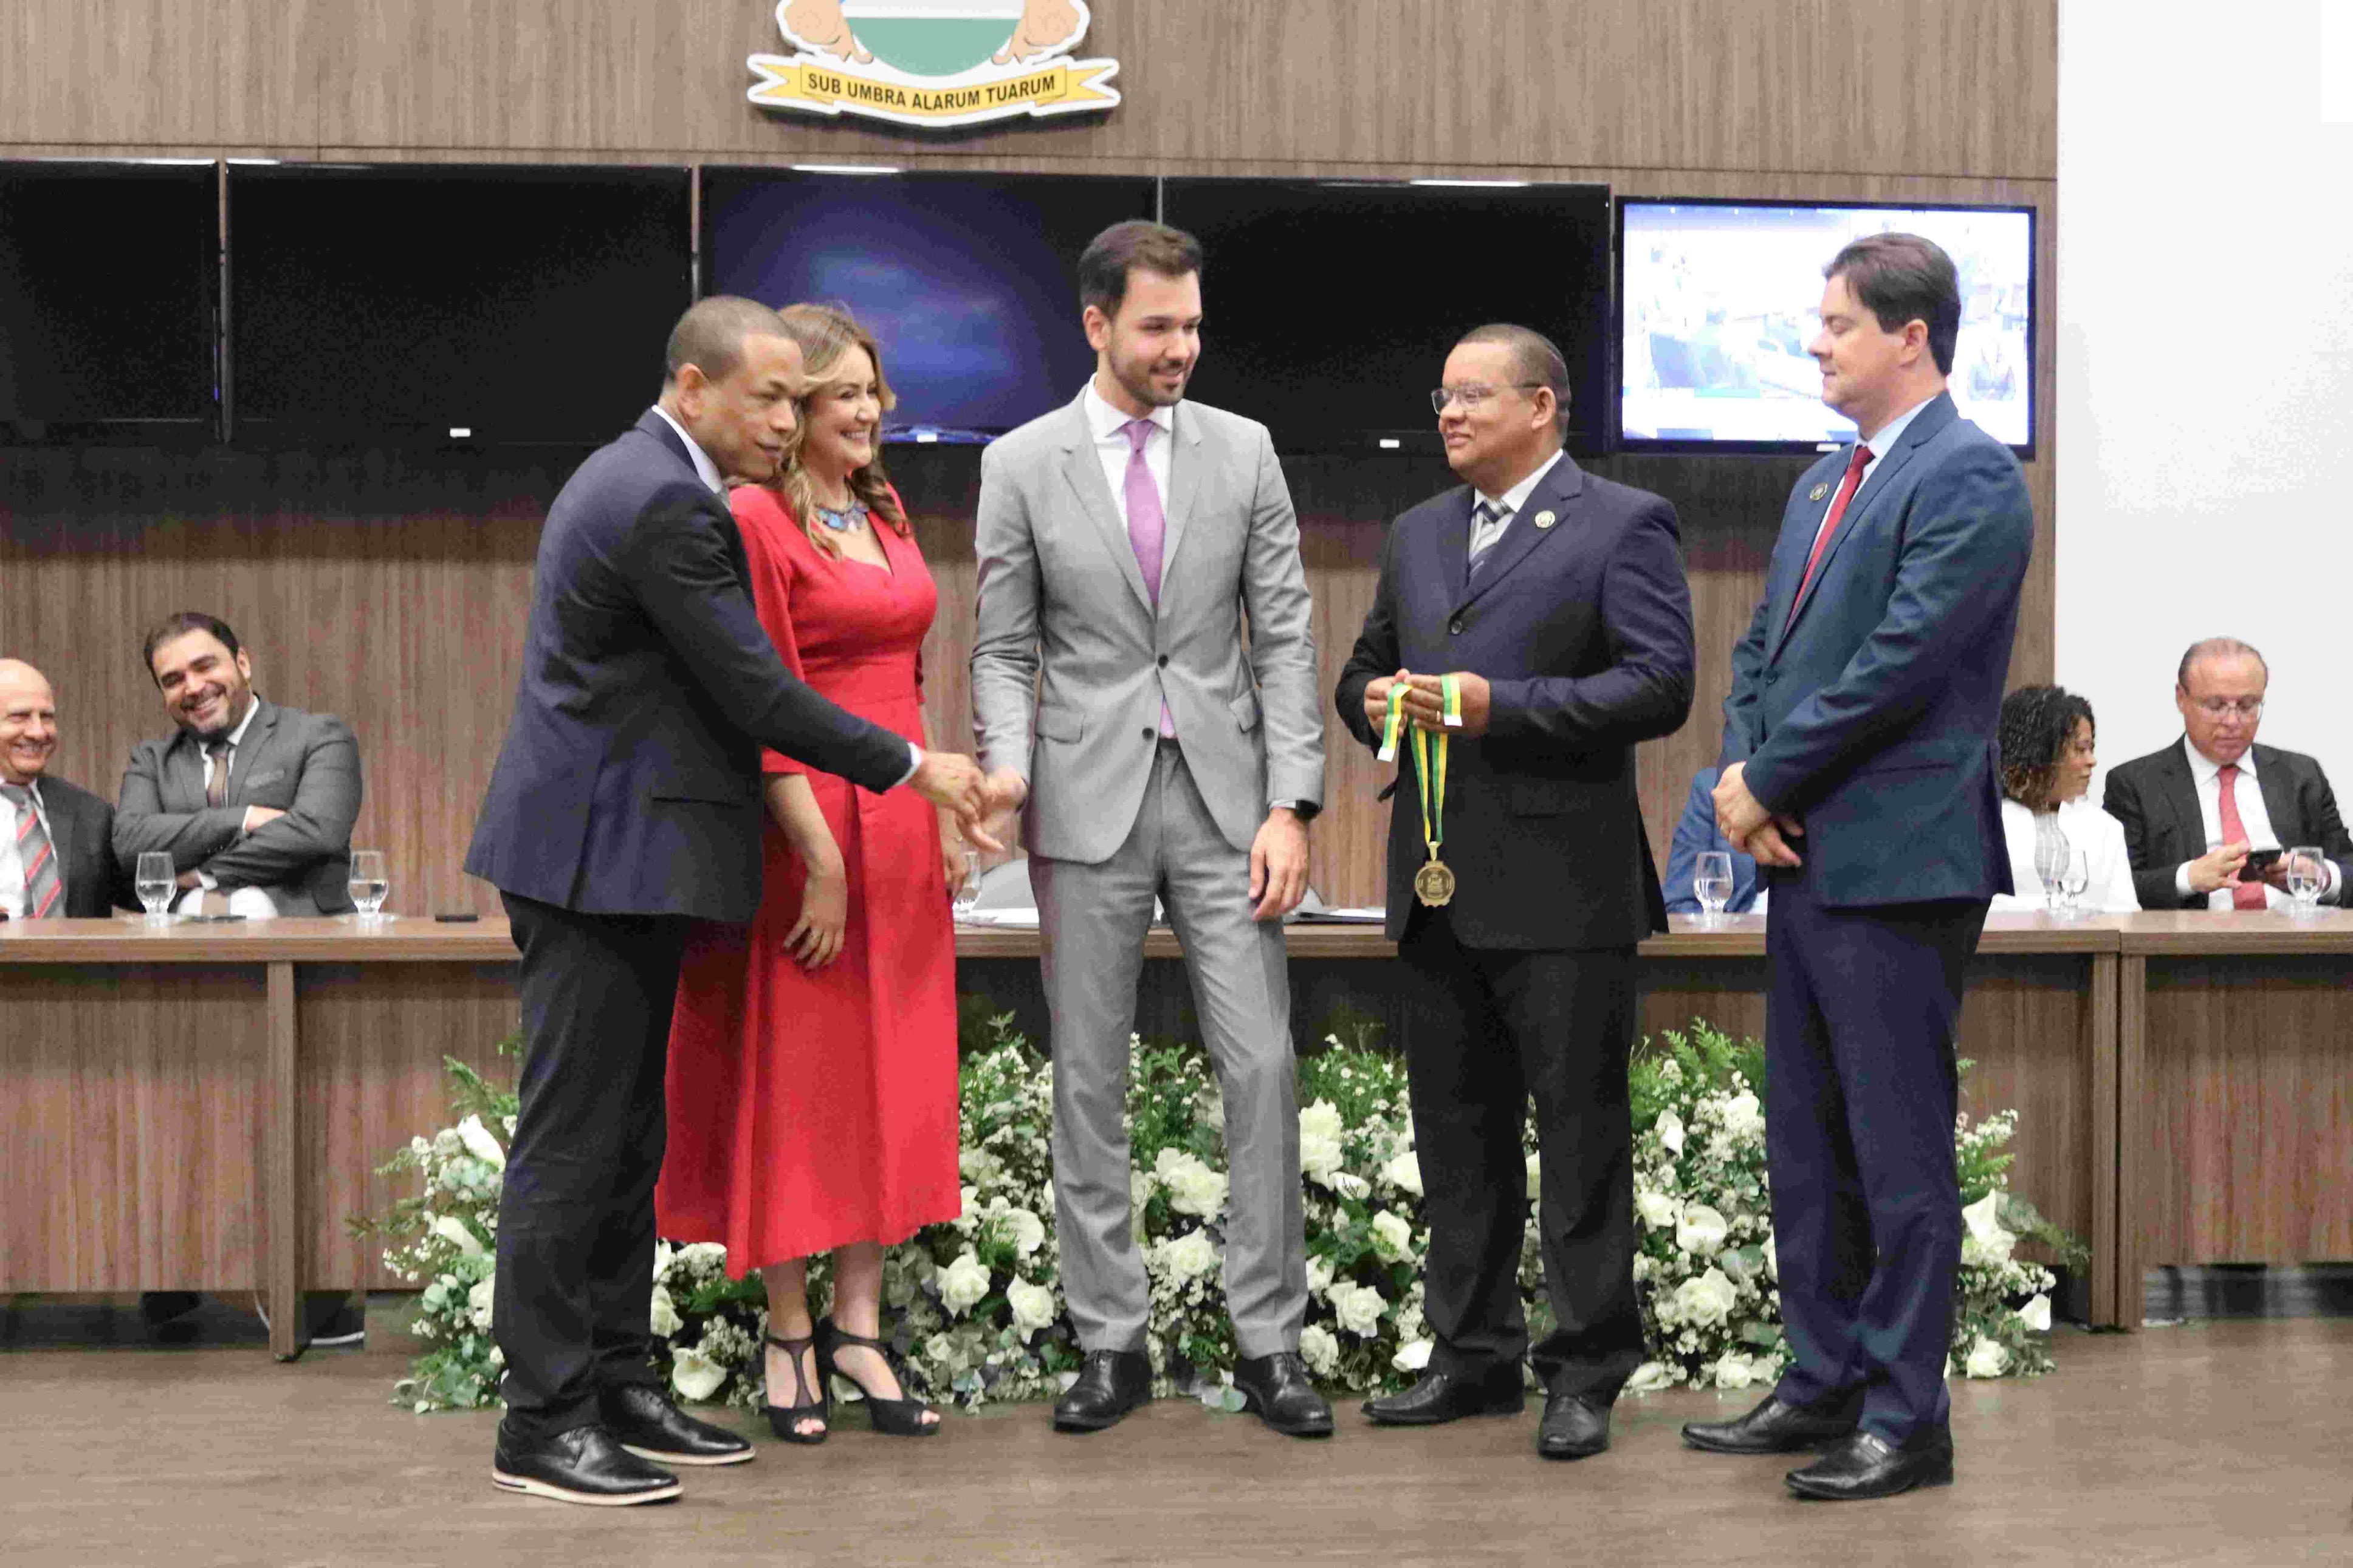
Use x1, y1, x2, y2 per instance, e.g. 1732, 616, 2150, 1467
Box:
1764, 869, 1988, 1448
493, 892, 691, 1437
1394, 906, 1646, 1401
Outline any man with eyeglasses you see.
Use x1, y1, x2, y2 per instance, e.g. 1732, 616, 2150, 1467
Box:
2103, 637, 2351, 909
1336, 323, 1694, 1461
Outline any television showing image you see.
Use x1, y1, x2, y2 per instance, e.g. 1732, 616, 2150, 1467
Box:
701, 169, 1156, 443
1617, 199, 2035, 453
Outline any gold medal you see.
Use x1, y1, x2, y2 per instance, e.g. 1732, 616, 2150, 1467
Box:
1414, 859, 1457, 907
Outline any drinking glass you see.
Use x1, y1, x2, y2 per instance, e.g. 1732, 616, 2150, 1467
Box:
2035, 829, 2070, 914
950, 852, 984, 921
2058, 846, 2090, 917
134, 851, 174, 922
2284, 846, 2326, 913
1694, 851, 1734, 920
348, 850, 390, 920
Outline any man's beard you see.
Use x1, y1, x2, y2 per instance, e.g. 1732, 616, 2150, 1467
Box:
1111, 347, 1189, 410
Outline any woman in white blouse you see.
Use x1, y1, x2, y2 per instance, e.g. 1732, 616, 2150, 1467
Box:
1991, 685, 2142, 913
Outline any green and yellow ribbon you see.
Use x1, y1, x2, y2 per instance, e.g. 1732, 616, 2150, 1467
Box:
1410, 676, 1460, 871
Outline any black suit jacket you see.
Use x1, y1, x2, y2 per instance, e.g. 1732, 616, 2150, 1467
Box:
2102, 740, 2353, 909
1336, 455, 1695, 949
465, 410, 913, 921
28, 775, 133, 917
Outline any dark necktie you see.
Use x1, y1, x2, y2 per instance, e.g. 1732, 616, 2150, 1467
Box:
1467, 499, 1511, 578
3, 782, 61, 919
1785, 442, 1875, 631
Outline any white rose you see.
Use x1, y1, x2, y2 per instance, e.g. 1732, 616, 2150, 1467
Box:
466, 1276, 496, 1331
648, 1283, 681, 1339
1298, 1323, 1341, 1377
1655, 1109, 1686, 1155
1322, 1170, 1370, 1199
958, 1147, 1000, 1186
938, 1250, 992, 1316
1299, 1099, 1345, 1143
1963, 1335, 2011, 1378
1712, 1352, 1760, 1390
1960, 1191, 2015, 1265
1305, 1256, 1336, 1298
1719, 1089, 1766, 1140
428, 1214, 484, 1256
1330, 1281, 1386, 1338
670, 1345, 726, 1403
1158, 1230, 1219, 1281
2018, 1293, 2052, 1333
1006, 1278, 1057, 1341
959, 1185, 980, 1222
1002, 1206, 1048, 1258
455, 1114, 506, 1171
1298, 1102, 1347, 1184
1670, 1268, 1738, 1328
1675, 1203, 1731, 1257
1634, 1190, 1678, 1229
1626, 1360, 1675, 1394
651, 1240, 674, 1282
1369, 1210, 1415, 1262
676, 1241, 729, 1275
1160, 1156, 1230, 1219
1379, 1148, 1423, 1197
1392, 1338, 1432, 1374
1525, 1154, 1542, 1201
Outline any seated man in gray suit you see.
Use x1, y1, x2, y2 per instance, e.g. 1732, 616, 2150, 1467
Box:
115, 612, 362, 919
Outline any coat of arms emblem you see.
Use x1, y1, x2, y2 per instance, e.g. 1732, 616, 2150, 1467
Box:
750, 1, 1122, 129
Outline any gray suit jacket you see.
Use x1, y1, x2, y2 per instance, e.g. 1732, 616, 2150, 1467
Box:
114, 697, 363, 915
972, 389, 1323, 864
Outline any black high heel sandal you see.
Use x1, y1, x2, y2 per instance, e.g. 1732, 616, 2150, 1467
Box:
816, 1316, 941, 1437
763, 1329, 830, 1444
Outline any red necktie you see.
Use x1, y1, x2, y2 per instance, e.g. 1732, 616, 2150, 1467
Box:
2215, 764, 2267, 909
1785, 443, 1874, 631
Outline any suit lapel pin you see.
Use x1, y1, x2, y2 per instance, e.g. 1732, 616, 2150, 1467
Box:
1809, 482, 1830, 502
1533, 510, 1556, 529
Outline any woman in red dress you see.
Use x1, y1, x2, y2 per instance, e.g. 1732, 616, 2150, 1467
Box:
659, 304, 966, 1440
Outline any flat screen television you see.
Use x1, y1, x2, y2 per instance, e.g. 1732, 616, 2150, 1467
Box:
700, 169, 1156, 443
1616, 198, 2035, 454
1160, 179, 1613, 454
0, 160, 217, 436
229, 165, 690, 444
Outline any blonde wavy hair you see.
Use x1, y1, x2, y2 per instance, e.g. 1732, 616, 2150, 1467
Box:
772, 303, 907, 558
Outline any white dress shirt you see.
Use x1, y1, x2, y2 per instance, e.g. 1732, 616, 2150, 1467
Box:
1991, 797, 2142, 914
2173, 738, 2341, 908
1084, 379, 1173, 530
1469, 449, 1566, 566
0, 776, 50, 919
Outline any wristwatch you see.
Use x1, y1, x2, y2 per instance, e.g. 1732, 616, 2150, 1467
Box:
1270, 799, 1319, 823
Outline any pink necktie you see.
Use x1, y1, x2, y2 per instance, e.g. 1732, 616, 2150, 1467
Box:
1786, 443, 1874, 631
1123, 419, 1175, 739
2215, 764, 2267, 910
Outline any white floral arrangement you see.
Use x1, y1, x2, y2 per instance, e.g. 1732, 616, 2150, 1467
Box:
362, 1019, 2076, 1416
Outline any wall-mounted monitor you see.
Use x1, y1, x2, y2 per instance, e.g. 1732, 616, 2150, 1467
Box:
1616, 198, 2035, 455
0, 160, 217, 436
229, 165, 690, 445
701, 169, 1156, 444
1162, 179, 1613, 455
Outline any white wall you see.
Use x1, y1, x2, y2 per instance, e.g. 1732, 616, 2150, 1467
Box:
2058, 0, 2353, 801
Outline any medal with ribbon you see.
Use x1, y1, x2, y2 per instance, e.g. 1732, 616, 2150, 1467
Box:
1399, 676, 1458, 906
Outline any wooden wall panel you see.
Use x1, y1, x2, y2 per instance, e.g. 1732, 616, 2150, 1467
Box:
0, 0, 318, 151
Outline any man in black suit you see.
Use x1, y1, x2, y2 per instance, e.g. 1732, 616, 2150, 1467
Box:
1336, 324, 1694, 1460
465, 296, 994, 1507
1688, 235, 2032, 1500
2103, 638, 2352, 909
0, 658, 132, 919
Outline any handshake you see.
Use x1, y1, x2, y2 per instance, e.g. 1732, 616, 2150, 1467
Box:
907, 752, 1026, 855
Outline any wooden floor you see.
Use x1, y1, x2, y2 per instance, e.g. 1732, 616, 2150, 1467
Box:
3, 1304, 2348, 1567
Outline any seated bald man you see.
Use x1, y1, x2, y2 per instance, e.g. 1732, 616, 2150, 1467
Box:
0, 658, 132, 919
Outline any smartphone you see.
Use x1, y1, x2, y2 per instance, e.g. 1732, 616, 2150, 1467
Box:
2236, 848, 2283, 883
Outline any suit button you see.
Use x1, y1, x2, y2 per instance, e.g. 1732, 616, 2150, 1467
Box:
1157, 654, 1169, 667
1141, 727, 1155, 740
1449, 617, 1465, 635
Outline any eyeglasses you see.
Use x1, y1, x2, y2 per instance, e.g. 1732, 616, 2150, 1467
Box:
1430, 382, 1544, 414
2190, 697, 2264, 718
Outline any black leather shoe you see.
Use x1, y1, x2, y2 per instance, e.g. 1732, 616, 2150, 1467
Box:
1231, 1352, 1334, 1439
1536, 1391, 1610, 1459
600, 1383, 755, 1467
1682, 1391, 1863, 1454
1053, 1349, 1153, 1432
1785, 1429, 1954, 1500
492, 1424, 682, 1507
1361, 1364, 1525, 1426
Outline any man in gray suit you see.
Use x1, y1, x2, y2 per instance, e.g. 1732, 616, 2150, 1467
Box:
115, 612, 362, 918
972, 221, 1329, 1438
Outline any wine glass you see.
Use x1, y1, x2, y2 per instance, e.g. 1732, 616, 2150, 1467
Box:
134, 851, 174, 923
950, 851, 984, 922
2058, 846, 2090, 917
348, 850, 390, 922
2284, 846, 2326, 914
2034, 829, 2070, 914
1694, 851, 1734, 921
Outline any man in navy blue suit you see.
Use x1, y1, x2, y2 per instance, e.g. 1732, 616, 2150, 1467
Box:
466, 296, 994, 1507
1681, 235, 2032, 1500
1337, 324, 1693, 1461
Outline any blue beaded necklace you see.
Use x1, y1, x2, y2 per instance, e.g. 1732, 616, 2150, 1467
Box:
814, 496, 868, 533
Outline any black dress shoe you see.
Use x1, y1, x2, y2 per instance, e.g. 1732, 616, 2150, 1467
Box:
1053, 1349, 1153, 1432
1785, 1429, 1954, 1500
1231, 1352, 1334, 1439
1536, 1391, 1610, 1460
492, 1424, 682, 1507
601, 1383, 755, 1467
1361, 1364, 1525, 1426
1681, 1391, 1863, 1454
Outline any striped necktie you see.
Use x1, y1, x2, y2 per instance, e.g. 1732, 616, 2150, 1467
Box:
1468, 499, 1510, 573
2, 782, 62, 919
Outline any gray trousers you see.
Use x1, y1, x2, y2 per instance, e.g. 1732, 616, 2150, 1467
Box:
1030, 741, 1307, 1361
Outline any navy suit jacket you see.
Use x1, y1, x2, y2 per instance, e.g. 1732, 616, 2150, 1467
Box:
2103, 740, 2353, 909
1336, 455, 1694, 949
465, 411, 913, 921
1719, 392, 2032, 907
1663, 766, 1762, 915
